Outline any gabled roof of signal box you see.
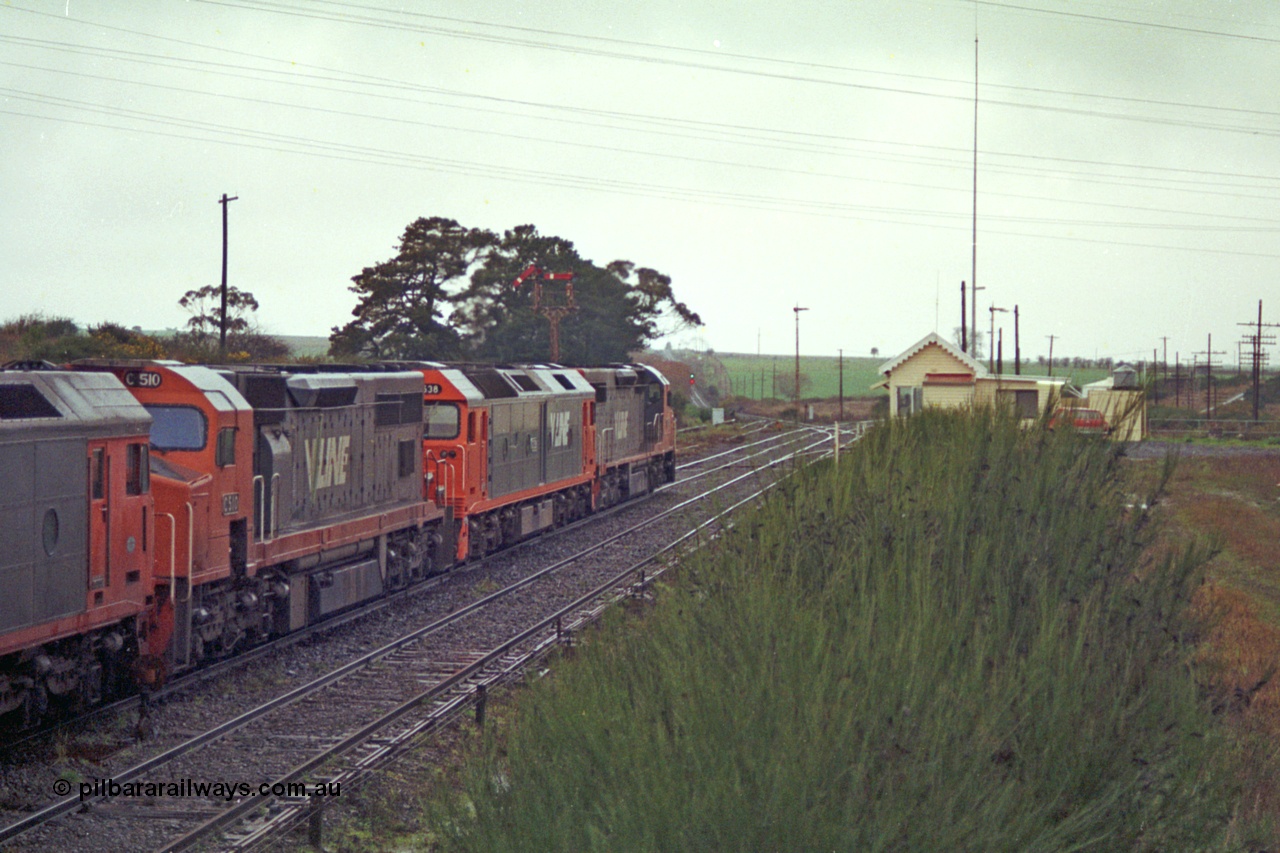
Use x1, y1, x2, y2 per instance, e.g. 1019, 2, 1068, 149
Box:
878, 332, 988, 378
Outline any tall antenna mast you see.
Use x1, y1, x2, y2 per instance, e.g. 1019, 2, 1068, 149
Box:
970, 24, 979, 358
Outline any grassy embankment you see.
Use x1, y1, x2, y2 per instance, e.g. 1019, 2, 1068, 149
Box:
708, 352, 1110, 400
429, 410, 1267, 851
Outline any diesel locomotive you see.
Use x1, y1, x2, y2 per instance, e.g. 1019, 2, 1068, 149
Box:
0, 358, 675, 724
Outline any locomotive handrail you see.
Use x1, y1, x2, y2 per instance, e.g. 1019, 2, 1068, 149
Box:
253, 475, 265, 543
600, 427, 614, 466
157, 512, 176, 603
178, 502, 194, 603
269, 474, 280, 541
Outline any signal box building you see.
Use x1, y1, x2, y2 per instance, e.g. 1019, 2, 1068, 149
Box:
874, 332, 1067, 420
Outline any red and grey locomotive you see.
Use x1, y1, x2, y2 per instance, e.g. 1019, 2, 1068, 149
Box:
0, 358, 675, 724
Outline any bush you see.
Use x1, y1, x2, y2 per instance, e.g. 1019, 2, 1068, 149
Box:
440, 409, 1249, 851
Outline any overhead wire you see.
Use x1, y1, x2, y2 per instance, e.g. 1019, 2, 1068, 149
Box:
1, 3, 1278, 260
5, 6, 1280, 185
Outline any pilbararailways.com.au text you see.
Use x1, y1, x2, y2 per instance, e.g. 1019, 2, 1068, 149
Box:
54, 777, 342, 801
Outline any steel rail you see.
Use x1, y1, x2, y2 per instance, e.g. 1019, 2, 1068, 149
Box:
0, 420, 773, 755
162, 431, 845, 852
0, 426, 815, 847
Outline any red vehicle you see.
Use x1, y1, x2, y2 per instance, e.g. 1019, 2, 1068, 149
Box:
0, 358, 676, 726
1050, 407, 1110, 435
0, 367, 154, 721
400, 362, 675, 561
79, 361, 443, 676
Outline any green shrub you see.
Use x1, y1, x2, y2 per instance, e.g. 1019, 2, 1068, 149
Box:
440, 409, 1247, 851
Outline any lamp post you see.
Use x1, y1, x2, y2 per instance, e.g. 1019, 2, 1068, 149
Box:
988, 305, 1008, 374
793, 305, 808, 421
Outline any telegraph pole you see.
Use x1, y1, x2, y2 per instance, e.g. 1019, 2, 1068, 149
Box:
218, 192, 239, 357
1045, 334, 1057, 377
960, 281, 967, 353
1237, 300, 1279, 421
1159, 336, 1169, 403
838, 348, 844, 420
793, 305, 809, 420
1013, 304, 1020, 375
988, 304, 1007, 374
1194, 335, 1227, 416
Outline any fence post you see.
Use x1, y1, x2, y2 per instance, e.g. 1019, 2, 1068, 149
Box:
833, 422, 840, 465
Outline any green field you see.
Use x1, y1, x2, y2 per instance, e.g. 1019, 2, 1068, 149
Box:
685, 351, 1113, 400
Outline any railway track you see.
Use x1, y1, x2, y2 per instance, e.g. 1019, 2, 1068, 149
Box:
0, 420, 864, 851
0, 419, 797, 756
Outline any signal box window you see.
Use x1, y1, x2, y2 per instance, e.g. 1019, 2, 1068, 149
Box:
126, 443, 150, 495
998, 389, 1040, 419
423, 403, 460, 440
216, 427, 237, 467
896, 386, 923, 416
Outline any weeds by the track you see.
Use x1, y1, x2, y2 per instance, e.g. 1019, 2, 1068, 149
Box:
433, 408, 1264, 851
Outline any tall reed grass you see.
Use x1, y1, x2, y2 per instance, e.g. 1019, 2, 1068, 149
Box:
439, 408, 1250, 851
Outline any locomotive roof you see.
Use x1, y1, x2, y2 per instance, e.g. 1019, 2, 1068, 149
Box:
0, 369, 150, 438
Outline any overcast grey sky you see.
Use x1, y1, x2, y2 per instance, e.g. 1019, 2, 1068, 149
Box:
3, 0, 1278, 365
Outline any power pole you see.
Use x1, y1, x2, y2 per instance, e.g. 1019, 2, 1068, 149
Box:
838, 348, 844, 420
217, 192, 239, 357
1237, 300, 1278, 421
1159, 336, 1169, 404
1194, 335, 1226, 417
1045, 334, 1057, 377
1174, 353, 1180, 408
1013, 304, 1020, 375
988, 304, 1007, 374
793, 305, 809, 420
960, 281, 967, 353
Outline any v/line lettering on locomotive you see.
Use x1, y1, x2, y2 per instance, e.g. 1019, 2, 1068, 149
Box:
0, 360, 676, 727
303, 434, 351, 493
550, 410, 571, 448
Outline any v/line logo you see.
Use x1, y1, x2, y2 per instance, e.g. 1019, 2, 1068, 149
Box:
550, 410, 571, 447
305, 435, 351, 493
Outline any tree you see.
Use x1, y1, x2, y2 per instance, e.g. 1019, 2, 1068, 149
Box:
774, 371, 811, 398
953, 327, 984, 360
330, 217, 496, 360
179, 284, 260, 341
453, 224, 702, 364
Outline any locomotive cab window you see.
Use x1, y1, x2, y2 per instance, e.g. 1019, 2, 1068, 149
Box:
215, 427, 237, 467
145, 405, 208, 451
423, 402, 460, 440
126, 443, 150, 495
